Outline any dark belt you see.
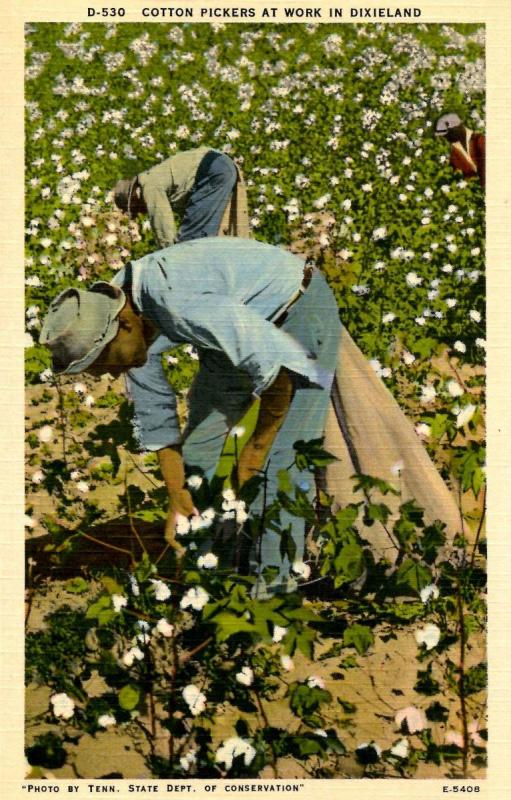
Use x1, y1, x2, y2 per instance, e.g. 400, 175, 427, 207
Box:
274, 261, 314, 327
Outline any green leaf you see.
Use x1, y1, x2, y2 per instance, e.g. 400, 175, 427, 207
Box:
132, 508, 166, 522
366, 502, 391, 525
415, 666, 440, 696
134, 553, 154, 583
97, 609, 116, 626
464, 663, 487, 696
389, 601, 424, 621
26, 733, 67, 770
65, 577, 89, 594
413, 337, 438, 359
429, 413, 449, 440
426, 702, 449, 722
337, 698, 357, 714
279, 525, 297, 563
293, 438, 337, 469
100, 576, 124, 595
288, 683, 332, 720
324, 730, 347, 755
277, 469, 293, 494
393, 516, 417, 548
262, 566, 280, 585
86, 594, 112, 619
286, 626, 315, 660
332, 542, 365, 585
352, 474, 399, 497
395, 559, 432, 596
421, 522, 446, 563
279, 488, 316, 523
289, 734, 323, 757
343, 624, 374, 656
210, 611, 265, 643
118, 684, 141, 711
333, 505, 360, 532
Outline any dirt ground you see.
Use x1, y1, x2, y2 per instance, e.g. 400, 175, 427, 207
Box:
25, 572, 486, 780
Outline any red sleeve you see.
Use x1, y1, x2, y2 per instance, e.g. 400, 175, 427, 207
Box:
474, 134, 485, 189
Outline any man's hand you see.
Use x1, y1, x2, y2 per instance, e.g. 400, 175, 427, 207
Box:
158, 446, 197, 556
237, 368, 294, 487
164, 488, 197, 556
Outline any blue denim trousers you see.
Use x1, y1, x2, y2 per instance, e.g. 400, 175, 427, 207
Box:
182, 270, 341, 593
176, 151, 237, 243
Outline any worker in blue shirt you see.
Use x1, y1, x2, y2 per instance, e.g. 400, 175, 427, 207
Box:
40, 238, 341, 595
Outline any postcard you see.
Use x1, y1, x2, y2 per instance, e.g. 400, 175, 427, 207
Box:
1, 1, 509, 799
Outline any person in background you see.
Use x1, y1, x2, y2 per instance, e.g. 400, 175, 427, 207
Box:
113, 147, 249, 247
435, 112, 485, 190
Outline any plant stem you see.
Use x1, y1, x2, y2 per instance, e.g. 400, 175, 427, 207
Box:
128, 452, 160, 489
469, 484, 486, 571
54, 378, 68, 467
25, 587, 34, 628
125, 464, 148, 556
252, 680, 278, 778
456, 578, 469, 778
256, 462, 269, 580
148, 684, 157, 740
181, 636, 213, 664
233, 433, 240, 486
155, 543, 171, 566
448, 356, 469, 393
167, 583, 183, 768
457, 481, 467, 539
78, 530, 135, 561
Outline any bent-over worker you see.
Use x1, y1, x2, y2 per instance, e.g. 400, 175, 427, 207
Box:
40, 238, 341, 597
435, 112, 485, 190
113, 147, 249, 247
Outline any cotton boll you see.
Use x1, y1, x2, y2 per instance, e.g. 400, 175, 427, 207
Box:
112, 594, 128, 612
180, 586, 209, 612
415, 623, 441, 650
235, 666, 254, 686
272, 625, 288, 643
390, 738, 409, 758
446, 380, 464, 398
182, 684, 207, 716
280, 655, 294, 672
38, 425, 53, 443
291, 561, 311, 580
155, 618, 174, 637
50, 693, 75, 720
97, 714, 116, 728
395, 706, 427, 734
197, 553, 218, 569
420, 584, 440, 603
215, 738, 256, 771
150, 580, 171, 602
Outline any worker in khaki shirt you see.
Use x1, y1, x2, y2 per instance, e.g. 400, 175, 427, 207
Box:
435, 112, 485, 190
113, 147, 249, 247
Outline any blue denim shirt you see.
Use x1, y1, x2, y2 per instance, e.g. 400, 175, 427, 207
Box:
111, 238, 334, 451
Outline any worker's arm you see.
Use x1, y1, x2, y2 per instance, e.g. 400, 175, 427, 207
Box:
124, 336, 195, 554
167, 293, 333, 398
138, 163, 177, 247
157, 446, 197, 554
237, 368, 294, 487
